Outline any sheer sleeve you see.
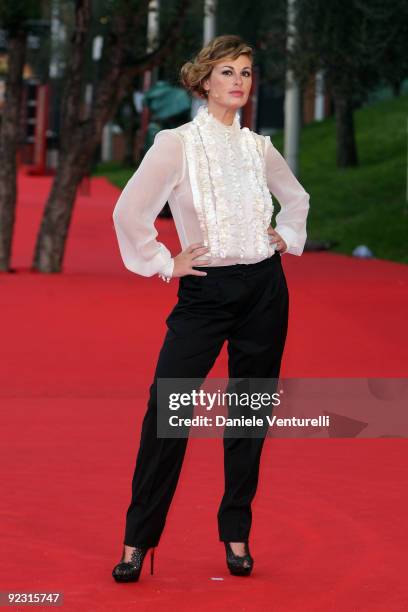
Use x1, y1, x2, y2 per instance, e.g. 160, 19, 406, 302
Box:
264, 136, 310, 256
112, 130, 185, 278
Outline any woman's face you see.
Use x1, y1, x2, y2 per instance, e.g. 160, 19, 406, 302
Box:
202, 54, 252, 110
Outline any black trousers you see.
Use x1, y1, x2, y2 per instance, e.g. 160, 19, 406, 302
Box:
123, 252, 289, 547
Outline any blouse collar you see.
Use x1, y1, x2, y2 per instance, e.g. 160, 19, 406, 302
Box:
194, 103, 241, 135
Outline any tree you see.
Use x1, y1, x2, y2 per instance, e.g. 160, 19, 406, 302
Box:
0, 0, 40, 271
376, 0, 408, 97
114, 84, 141, 168
294, 0, 407, 167
32, 0, 190, 273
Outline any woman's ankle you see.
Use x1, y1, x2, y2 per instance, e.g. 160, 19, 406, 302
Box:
123, 544, 136, 562
228, 542, 247, 556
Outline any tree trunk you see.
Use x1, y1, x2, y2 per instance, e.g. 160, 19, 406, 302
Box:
333, 92, 358, 168
0, 30, 26, 271
391, 80, 402, 97
32, 146, 93, 272
123, 108, 139, 167
117, 91, 141, 168
32, 0, 190, 273
32, 0, 93, 273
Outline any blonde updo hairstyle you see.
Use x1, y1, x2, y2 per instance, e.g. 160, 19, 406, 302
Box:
180, 35, 254, 99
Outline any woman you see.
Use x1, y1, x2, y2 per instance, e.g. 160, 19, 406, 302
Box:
111, 34, 310, 582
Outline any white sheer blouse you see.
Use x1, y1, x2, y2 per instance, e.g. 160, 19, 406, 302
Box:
112, 105, 310, 281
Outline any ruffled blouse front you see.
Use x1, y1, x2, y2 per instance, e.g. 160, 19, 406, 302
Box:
112, 104, 310, 281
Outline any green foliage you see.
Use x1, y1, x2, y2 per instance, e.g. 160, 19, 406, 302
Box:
294, 0, 408, 96
158, 0, 205, 86
217, 0, 287, 82
0, 0, 41, 33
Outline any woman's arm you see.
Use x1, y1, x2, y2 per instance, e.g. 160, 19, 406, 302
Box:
112, 130, 185, 279
264, 136, 310, 256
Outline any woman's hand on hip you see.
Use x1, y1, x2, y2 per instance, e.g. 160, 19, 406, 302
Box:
267, 226, 288, 253
173, 243, 212, 277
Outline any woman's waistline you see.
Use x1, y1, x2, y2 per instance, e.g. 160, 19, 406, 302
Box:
191, 252, 281, 278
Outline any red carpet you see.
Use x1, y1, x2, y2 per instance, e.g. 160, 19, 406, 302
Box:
1, 170, 407, 611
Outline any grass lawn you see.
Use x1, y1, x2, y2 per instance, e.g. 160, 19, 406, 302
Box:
95, 93, 408, 264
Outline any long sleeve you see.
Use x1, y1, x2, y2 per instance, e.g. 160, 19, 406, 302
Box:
112, 130, 185, 277
264, 136, 310, 256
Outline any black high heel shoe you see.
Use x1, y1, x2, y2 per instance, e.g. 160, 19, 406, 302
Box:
224, 542, 254, 576
112, 546, 155, 583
